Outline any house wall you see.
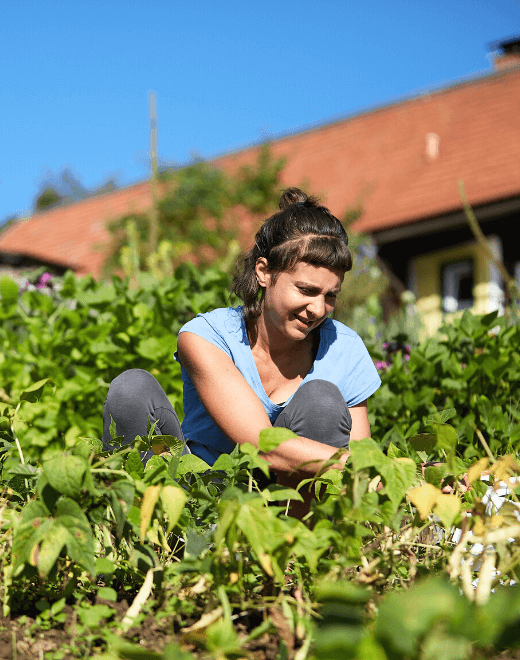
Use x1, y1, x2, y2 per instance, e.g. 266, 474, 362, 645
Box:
410, 238, 503, 337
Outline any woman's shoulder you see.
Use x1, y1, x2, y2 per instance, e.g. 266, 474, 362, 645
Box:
181, 306, 242, 328
180, 306, 245, 341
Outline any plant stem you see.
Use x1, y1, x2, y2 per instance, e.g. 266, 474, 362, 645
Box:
458, 180, 518, 305
474, 427, 496, 463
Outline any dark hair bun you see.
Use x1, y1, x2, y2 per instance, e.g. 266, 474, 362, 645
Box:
278, 187, 320, 210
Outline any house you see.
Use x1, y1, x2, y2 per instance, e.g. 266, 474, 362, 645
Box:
2, 38, 519, 334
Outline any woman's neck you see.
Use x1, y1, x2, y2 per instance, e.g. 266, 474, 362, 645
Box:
247, 313, 313, 357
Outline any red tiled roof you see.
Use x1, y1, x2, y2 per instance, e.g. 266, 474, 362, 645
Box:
0, 182, 153, 277
2, 66, 519, 277
214, 66, 520, 235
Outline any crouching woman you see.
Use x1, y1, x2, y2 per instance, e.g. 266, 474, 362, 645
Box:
103, 188, 381, 517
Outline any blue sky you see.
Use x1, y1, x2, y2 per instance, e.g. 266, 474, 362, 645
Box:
1, 0, 518, 224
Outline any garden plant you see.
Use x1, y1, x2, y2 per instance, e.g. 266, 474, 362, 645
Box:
1, 269, 520, 660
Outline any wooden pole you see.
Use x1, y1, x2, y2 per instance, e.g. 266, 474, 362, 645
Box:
148, 91, 160, 257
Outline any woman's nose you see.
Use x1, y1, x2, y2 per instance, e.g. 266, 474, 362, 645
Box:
308, 297, 326, 319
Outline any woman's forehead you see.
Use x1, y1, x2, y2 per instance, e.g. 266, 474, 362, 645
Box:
286, 262, 344, 286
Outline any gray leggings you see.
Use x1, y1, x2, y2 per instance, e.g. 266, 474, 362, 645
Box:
102, 369, 352, 463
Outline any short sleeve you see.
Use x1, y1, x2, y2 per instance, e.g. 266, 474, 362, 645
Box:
314, 321, 381, 407
175, 313, 232, 360
340, 335, 381, 406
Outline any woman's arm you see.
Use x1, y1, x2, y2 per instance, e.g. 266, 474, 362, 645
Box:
349, 400, 371, 441
177, 332, 347, 476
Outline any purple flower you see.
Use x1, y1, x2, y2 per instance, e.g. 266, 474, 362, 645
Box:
375, 361, 390, 370
39, 272, 53, 286
382, 342, 389, 350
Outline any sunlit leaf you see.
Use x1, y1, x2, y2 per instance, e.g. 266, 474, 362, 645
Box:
258, 427, 297, 453
468, 457, 489, 484
20, 378, 53, 403
176, 454, 210, 476
160, 485, 187, 533
140, 485, 161, 541
433, 423, 458, 452
433, 493, 461, 529
407, 483, 442, 519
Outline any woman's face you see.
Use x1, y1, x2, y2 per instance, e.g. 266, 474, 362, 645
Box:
255, 259, 343, 342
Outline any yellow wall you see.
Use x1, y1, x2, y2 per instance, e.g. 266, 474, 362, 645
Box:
411, 240, 500, 337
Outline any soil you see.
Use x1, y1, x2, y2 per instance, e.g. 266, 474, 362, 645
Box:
0, 601, 283, 660
0, 607, 518, 660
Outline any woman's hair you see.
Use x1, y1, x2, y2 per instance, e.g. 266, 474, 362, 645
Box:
233, 187, 352, 322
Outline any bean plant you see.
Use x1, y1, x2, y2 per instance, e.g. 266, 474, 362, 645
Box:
1, 272, 520, 659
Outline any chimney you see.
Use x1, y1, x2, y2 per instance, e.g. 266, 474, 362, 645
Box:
491, 37, 520, 70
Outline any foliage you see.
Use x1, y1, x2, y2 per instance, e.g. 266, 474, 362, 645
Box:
104, 144, 285, 278
369, 309, 520, 461
1, 271, 520, 658
0, 265, 235, 465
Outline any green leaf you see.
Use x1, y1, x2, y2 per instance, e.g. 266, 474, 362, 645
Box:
97, 587, 117, 601
144, 454, 167, 474
8, 464, 38, 477
386, 442, 403, 459
136, 336, 176, 360
20, 378, 53, 403
424, 465, 446, 488
109, 480, 135, 537
125, 450, 144, 478
0, 276, 18, 306
109, 415, 118, 440
36, 524, 69, 577
176, 454, 210, 476
152, 434, 184, 454
438, 408, 457, 424
95, 557, 115, 575
78, 603, 115, 628
264, 485, 304, 502
212, 454, 237, 472
409, 433, 436, 453
42, 454, 88, 499
160, 485, 188, 533
375, 578, 469, 657
379, 458, 417, 505
185, 526, 214, 558
55, 498, 95, 574
350, 438, 390, 472
258, 427, 298, 452
239, 442, 259, 456
79, 437, 103, 454
434, 423, 458, 452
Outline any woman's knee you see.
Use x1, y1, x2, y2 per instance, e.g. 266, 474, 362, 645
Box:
105, 369, 160, 407
276, 379, 351, 448
292, 379, 345, 414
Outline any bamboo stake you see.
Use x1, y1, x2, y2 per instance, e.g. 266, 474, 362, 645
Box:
458, 180, 518, 305
148, 91, 160, 258
121, 568, 157, 631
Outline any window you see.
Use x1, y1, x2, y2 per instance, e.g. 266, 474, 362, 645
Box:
442, 260, 474, 312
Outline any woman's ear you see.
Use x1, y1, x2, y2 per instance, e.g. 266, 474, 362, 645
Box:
255, 258, 270, 288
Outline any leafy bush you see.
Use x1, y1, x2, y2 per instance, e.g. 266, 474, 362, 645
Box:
370, 310, 520, 461
0, 266, 234, 464
2, 271, 520, 659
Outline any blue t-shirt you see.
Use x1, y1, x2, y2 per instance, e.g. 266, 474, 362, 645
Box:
174, 307, 381, 465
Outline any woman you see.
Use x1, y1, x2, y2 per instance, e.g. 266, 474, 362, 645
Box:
103, 188, 381, 510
